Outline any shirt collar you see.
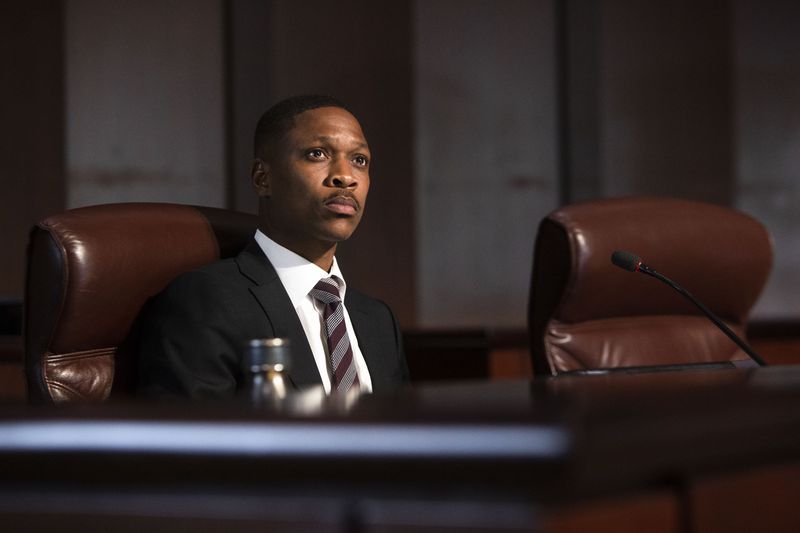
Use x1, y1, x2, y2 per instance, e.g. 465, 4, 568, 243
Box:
254, 230, 347, 309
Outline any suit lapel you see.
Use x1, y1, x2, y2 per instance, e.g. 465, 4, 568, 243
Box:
235, 242, 321, 387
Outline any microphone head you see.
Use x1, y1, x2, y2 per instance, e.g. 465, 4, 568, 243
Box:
611, 250, 642, 272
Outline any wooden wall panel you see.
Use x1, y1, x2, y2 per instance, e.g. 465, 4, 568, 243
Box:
0, 1, 65, 300
65, 0, 226, 209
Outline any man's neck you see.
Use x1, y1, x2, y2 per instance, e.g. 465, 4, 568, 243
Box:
260, 228, 336, 271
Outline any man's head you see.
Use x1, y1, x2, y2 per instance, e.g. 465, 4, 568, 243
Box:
251, 95, 370, 268
254, 95, 355, 159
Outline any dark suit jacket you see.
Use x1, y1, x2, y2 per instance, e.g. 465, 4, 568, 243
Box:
137, 240, 409, 398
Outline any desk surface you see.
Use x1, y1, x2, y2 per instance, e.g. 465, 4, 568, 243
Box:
1, 366, 800, 500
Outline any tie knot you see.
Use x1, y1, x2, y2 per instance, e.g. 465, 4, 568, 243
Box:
310, 277, 342, 305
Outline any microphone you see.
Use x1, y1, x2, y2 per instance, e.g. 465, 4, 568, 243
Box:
610, 250, 767, 367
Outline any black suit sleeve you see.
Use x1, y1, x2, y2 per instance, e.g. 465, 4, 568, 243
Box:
137, 270, 248, 399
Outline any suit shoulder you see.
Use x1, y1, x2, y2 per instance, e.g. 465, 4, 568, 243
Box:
192, 257, 241, 277
151, 258, 245, 305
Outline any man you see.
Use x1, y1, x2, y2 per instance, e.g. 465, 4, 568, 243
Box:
137, 95, 409, 398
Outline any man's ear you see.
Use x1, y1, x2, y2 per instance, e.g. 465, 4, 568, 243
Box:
251, 158, 271, 197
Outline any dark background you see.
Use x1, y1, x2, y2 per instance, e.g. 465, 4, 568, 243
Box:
3, 0, 799, 331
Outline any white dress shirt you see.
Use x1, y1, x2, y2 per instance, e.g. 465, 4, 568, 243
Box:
254, 230, 372, 394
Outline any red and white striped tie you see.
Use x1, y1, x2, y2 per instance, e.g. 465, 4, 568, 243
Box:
310, 277, 359, 392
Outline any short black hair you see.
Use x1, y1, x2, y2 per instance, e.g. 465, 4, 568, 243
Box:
253, 94, 354, 158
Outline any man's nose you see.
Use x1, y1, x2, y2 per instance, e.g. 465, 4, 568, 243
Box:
327, 157, 357, 188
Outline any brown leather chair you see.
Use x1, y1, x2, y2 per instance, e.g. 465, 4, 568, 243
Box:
25, 203, 258, 403
528, 197, 773, 376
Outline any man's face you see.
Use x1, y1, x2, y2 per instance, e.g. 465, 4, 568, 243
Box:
254, 106, 370, 256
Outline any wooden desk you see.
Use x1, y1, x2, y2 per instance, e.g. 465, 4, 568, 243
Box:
1, 366, 799, 532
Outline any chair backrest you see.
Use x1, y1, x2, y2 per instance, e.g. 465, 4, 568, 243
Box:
25, 203, 258, 402
528, 197, 773, 376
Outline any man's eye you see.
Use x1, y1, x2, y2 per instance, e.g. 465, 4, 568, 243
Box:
307, 149, 325, 159
353, 155, 368, 167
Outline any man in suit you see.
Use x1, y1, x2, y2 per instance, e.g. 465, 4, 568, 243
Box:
137, 95, 409, 398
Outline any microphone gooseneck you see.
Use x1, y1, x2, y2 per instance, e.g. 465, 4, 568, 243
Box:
610, 250, 767, 367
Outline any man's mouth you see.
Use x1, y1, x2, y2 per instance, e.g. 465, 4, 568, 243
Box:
323, 195, 358, 216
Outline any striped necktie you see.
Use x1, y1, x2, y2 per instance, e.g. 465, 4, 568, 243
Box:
310, 277, 359, 392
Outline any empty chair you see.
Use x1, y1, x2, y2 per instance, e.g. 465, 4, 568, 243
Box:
528, 197, 773, 376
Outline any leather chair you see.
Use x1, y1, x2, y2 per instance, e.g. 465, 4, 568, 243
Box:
528, 197, 773, 376
25, 203, 258, 403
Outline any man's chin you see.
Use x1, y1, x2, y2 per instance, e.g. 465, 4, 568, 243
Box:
323, 231, 356, 244
321, 220, 360, 242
